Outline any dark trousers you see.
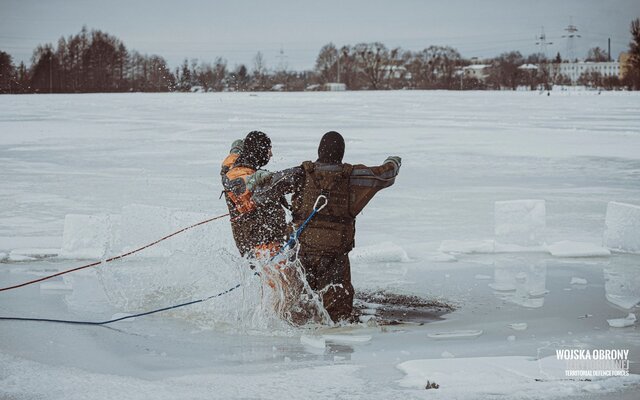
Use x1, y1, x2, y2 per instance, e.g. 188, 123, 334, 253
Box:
299, 251, 354, 322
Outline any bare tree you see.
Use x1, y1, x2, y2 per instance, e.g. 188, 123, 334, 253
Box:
195, 62, 214, 91
586, 47, 608, 62
522, 53, 552, 90
338, 45, 358, 89
147, 55, 174, 92
213, 57, 227, 91
486, 51, 525, 90
315, 43, 338, 84
30, 44, 59, 93
578, 70, 603, 88
252, 51, 268, 90
406, 46, 461, 89
353, 42, 389, 89
385, 47, 411, 89
231, 64, 249, 91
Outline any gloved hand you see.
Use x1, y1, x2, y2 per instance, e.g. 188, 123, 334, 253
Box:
385, 156, 402, 168
246, 170, 273, 192
230, 139, 244, 154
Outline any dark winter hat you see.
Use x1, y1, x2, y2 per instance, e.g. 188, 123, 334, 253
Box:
237, 131, 272, 169
317, 131, 345, 164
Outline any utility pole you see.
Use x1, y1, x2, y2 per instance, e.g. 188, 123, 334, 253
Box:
535, 26, 553, 58
608, 38, 611, 61
562, 18, 581, 62
276, 46, 287, 72
336, 51, 340, 83
534, 26, 553, 90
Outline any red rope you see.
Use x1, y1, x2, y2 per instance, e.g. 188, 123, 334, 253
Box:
0, 213, 230, 292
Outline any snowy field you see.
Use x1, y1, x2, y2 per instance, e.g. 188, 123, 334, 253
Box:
1, 91, 640, 399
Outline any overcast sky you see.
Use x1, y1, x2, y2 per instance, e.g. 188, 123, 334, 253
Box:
1, 0, 638, 70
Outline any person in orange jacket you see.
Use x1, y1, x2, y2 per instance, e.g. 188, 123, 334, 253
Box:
220, 131, 288, 258
221, 131, 305, 321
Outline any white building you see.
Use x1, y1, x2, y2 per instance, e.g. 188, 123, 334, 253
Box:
382, 65, 412, 80
557, 61, 620, 83
324, 83, 346, 91
518, 64, 538, 71
462, 64, 489, 81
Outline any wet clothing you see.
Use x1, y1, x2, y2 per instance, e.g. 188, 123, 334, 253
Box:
220, 151, 288, 256
292, 162, 356, 254
270, 159, 400, 321
299, 252, 353, 321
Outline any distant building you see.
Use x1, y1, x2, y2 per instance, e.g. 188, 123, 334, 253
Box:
305, 84, 321, 91
324, 83, 346, 91
462, 64, 489, 81
557, 60, 620, 83
382, 65, 411, 80
517, 64, 538, 71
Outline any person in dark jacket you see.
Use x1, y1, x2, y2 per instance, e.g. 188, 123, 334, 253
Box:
268, 131, 401, 322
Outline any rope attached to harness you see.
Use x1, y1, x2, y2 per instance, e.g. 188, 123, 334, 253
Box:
274, 194, 328, 258
0, 196, 328, 326
0, 213, 231, 292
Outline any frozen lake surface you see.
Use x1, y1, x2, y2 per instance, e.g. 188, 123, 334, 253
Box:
1, 91, 640, 399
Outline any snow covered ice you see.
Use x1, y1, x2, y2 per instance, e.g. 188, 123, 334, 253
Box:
494, 199, 546, 246
548, 240, 611, 258
604, 201, 640, 253
607, 313, 637, 328
59, 214, 111, 259
2, 91, 640, 399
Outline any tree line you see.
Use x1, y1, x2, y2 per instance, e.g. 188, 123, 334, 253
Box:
0, 27, 174, 94
1, 20, 639, 94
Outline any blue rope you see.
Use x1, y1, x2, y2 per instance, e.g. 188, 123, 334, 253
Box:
0, 201, 325, 326
0, 284, 242, 325
273, 208, 318, 260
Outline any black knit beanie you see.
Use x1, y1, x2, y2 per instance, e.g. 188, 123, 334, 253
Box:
317, 131, 345, 164
236, 131, 272, 169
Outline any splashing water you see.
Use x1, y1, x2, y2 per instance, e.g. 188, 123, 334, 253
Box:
96, 226, 332, 335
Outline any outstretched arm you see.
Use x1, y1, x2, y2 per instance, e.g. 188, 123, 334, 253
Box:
250, 166, 304, 205
349, 156, 401, 216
